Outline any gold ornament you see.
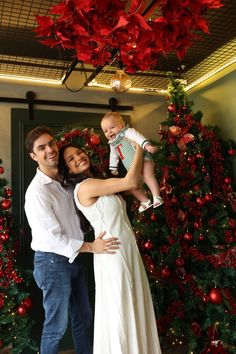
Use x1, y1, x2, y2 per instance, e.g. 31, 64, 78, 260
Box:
110, 70, 132, 93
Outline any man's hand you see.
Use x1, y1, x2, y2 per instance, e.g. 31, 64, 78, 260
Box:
92, 231, 120, 254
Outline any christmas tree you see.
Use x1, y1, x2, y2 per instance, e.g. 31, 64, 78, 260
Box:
0, 161, 35, 353
132, 77, 236, 353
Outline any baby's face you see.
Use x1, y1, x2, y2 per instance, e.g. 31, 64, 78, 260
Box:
101, 116, 124, 141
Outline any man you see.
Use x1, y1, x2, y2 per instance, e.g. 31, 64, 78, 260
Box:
24, 126, 119, 354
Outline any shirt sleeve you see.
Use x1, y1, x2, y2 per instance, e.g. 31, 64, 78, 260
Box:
109, 144, 119, 171
25, 189, 83, 262
124, 127, 150, 149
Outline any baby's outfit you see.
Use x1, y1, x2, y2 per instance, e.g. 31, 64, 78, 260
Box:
108, 125, 163, 212
109, 125, 152, 173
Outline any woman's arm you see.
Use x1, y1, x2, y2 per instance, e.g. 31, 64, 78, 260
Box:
78, 142, 143, 204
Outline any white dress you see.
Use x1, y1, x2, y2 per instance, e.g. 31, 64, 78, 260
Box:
74, 183, 162, 354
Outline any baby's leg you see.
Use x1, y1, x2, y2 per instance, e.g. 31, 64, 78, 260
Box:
130, 187, 149, 203
142, 160, 163, 208
130, 187, 152, 213
142, 160, 160, 196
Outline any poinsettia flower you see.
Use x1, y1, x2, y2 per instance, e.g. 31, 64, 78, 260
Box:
34, 0, 224, 73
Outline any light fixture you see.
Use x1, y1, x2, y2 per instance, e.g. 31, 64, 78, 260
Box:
0, 73, 62, 85
110, 70, 132, 93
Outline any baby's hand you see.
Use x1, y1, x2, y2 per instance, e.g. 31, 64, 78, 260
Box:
111, 170, 119, 176
145, 144, 157, 154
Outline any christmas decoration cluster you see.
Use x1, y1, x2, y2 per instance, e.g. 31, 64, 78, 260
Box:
131, 76, 236, 353
55, 126, 109, 176
0, 161, 35, 353
35, 0, 223, 73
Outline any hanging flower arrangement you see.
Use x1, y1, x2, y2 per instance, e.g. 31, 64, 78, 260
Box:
35, 0, 223, 73
55, 127, 109, 176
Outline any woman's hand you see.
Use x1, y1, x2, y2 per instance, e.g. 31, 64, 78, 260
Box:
91, 231, 121, 254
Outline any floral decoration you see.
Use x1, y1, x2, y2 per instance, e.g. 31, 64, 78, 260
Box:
35, 0, 223, 73
55, 127, 109, 176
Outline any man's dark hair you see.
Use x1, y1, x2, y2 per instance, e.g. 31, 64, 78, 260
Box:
25, 125, 55, 153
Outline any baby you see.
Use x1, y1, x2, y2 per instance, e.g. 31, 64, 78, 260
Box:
101, 111, 163, 212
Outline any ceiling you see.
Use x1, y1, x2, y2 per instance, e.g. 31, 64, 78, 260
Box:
0, 0, 235, 94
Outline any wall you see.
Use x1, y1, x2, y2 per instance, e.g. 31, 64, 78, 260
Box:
1, 67, 235, 184
190, 69, 236, 140
189, 68, 236, 177
0, 81, 167, 183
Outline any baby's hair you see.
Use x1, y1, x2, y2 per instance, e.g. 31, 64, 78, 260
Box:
101, 111, 125, 125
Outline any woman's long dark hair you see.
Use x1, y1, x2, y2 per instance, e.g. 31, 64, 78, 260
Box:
58, 143, 95, 234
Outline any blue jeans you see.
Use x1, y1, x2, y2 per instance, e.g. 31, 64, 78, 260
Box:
33, 251, 93, 354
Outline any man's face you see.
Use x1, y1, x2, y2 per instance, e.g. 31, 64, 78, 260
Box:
30, 133, 58, 170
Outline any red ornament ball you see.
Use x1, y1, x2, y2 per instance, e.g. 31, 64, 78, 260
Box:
228, 218, 236, 228
150, 213, 158, 222
0, 166, 4, 174
184, 232, 193, 241
228, 148, 236, 155
161, 267, 171, 278
196, 197, 204, 206
187, 156, 196, 164
1, 199, 11, 210
0, 233, 9, 242
17, 304, 27, 316
171, 196, 178, 204
144, 240, 153, 250
198, 233, 204, 241
209, 288, 222, 305
224, 177, 231, 184
196, 153, 204, 159
4, 188, 13, 198
168, 103, 176, 113
175, 257, 185, 267
204, 194, 213, 202
22, 297, 33, 309
90, 134, 100, 145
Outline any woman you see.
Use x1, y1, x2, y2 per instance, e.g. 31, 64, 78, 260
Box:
58, 141, 162, 354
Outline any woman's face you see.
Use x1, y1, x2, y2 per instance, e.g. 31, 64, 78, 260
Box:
63, 146, 90, 174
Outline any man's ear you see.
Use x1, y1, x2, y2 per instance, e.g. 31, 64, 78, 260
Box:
29, 152, 37, 162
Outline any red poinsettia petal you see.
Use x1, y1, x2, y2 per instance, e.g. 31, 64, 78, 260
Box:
40, 38, 59, 48
50, 0, 68, 15
128, 14, 152, 31
34, 15, 54, 37
195, 17, 209, 33
199, 0, 224, 9
113, 16, 129, 30
129, 0, 145, 14
73, 23, 90, 37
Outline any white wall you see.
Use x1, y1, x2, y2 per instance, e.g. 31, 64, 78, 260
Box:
190, 70, 236, 141
0, 80, 167, 183
1, 68, 235, 184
